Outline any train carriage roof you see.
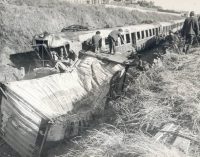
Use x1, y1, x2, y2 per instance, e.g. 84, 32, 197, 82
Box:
159, 22, 173, 27
61, 23, 162, 42
160, 19, 184, 27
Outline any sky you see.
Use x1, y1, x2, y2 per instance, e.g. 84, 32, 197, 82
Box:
151, 0, 200, 13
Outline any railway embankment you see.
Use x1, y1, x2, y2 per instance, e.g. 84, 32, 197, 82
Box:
0, 1, 181, 66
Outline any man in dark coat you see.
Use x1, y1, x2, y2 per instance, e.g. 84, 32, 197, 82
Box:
198, 16, 200, 29
198, 16, 200, 41
92, 31, 102, 53
182, 11, 199, 53
108, 28, 124, 55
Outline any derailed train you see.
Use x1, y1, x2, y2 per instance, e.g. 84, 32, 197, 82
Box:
0, 19, 184, 157
33, 19, 184, 65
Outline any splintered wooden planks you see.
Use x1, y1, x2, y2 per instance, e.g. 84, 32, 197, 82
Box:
154, 123, 191, 155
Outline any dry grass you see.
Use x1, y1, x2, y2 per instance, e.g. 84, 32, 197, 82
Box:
64, 125, 185, 157
110, 50, 200, 135
49, 50, 200, 157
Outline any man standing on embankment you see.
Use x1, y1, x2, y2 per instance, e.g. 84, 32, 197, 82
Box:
182, 11, 199, 53
92, 31, 102, 53
108, 29, 124, 55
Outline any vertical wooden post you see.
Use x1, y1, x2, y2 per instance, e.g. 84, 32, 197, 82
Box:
33, 119, 51, 157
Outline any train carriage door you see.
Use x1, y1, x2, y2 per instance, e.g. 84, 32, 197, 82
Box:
131, 32, 136, 47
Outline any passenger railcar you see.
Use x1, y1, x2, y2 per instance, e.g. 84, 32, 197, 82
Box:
33, 19, 184, 64
76, 19, 184, 53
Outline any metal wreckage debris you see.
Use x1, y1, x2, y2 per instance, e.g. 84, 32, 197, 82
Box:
0, 56, 127, 157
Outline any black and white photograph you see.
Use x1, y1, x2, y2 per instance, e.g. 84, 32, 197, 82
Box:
0, 0, 200, 156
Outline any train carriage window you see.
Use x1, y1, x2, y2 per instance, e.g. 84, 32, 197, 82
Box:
156, 28, 159, 35
153, 29, 155, 35
145, 30, 149, 37
105, 37, 109, 45
149, 29, 152, 36
126, 34, 131, 43
131, 32, 136, 45
142, 31, 145, 39
137, 32, 141, 40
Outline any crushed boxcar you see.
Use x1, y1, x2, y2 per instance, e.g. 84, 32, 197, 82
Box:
0, 55, 128, 157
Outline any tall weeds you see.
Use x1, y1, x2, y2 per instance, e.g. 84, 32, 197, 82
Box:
65, 125, 186, 157
52, 50, 200, 157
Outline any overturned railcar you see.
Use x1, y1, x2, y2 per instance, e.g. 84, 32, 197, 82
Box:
0, 55, 129, 157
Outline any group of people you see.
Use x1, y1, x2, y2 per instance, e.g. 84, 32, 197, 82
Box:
91, 28, 124, 54
91, 11, 200, 55
48, 11, 200, 72
50, 46, 77, 72
165, 11, 200, 53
